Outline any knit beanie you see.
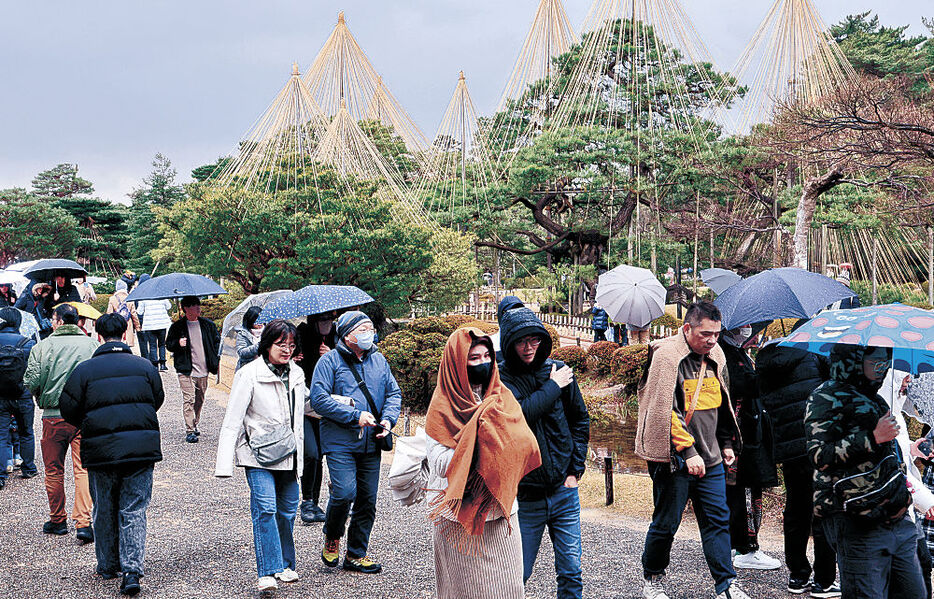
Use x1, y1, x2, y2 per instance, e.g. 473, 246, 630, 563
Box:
336, 311, 372, 340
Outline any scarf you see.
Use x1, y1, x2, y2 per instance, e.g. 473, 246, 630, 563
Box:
425, 328, 541, 554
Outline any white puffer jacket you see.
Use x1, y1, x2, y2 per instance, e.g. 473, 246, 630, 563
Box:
215, 358, 307, 478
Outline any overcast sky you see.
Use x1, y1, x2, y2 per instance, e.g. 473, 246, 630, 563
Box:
0, 1, 929, 204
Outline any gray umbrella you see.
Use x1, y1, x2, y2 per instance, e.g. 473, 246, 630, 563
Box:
24, 259, 87, 281
700, 268, 742, 296
595, 264, 666, 328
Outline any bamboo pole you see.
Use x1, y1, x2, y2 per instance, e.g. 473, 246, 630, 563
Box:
709, 229, 715, 269
928, 226, 933, 306
693, 192, 700, 296
872, 237, 879, 305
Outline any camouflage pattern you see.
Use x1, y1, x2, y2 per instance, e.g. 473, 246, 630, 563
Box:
805, 344, 910, 518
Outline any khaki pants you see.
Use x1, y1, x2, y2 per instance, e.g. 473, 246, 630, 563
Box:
41, 418, 92, 527
178, 375, 208, 433
630, 329, 651, 345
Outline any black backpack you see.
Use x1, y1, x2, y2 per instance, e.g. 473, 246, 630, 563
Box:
0, 337, 29, 398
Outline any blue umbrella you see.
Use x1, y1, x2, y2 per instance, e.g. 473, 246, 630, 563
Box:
700, 268, 742, 296
780, 304, 934, 374
125, 273, 227, 301
714, 267, 856, 330
257, 285, 374, 324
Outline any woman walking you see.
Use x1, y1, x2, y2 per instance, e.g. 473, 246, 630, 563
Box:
425, 327, 541, 599
215, 320, 306, 593
234, 307, 264, 371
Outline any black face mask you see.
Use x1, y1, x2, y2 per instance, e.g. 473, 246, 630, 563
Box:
466, 361, 492, 386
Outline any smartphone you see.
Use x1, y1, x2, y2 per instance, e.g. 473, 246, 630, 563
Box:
919, 439, 933, 458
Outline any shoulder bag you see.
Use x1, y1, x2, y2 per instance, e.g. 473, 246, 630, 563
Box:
246, 386, 297, 467
341, 352, 393, 452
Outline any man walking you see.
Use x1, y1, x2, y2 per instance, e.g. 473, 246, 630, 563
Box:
591, 303, 609, 342
166, 296, 219, 443
0, 307, 38, 488
311, 311, 401, 574
60, 314, 164, 596
635, 301, 748, 599
498, 306, 590, 599
24, 303, 98, 540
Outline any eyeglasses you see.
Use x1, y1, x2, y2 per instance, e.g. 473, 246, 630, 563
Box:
273, 342, 296, 351
516, 337, 542, 349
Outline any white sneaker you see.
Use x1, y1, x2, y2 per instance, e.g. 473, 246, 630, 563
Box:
643, 577, 671, 599
717, 581, 753, 599
733, 549, 781, 570
275, 568, 298, 583
257, 576, 278, 591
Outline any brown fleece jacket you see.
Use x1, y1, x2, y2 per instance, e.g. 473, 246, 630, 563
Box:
633, 330, 740, 464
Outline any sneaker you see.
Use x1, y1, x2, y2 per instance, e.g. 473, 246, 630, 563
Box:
194, 429, 201, 436
4, 464, 11, 474
42, 520, 68, 535
121, 572, 141, 596
76, 526, 94, 544
97, 569, 119, 580
642, 576, 670, 599
159, 364, 168, 372
185, 432, 198, 443
275, 568, 298, 583
787, 577, 812, 594
733, 549, 781, 570
311, 505, 326, 521
342, 554, 382, 574
257, 576, 278, 592
810, 582, 842, 598
322, 538, 340, 567
717, 582, 752, 599
19, 469, 38, 479
13, 457, 22, 469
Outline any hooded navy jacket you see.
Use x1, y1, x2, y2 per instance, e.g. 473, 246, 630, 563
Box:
497, 307, 589, 500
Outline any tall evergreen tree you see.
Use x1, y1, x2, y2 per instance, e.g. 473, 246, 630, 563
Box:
125, 154, 186, 274
31, 163, 94, 200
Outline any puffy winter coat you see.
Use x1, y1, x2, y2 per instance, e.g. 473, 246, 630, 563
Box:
498, 307, 590, 501
136, 299, 172, 332
59, 342, 164, 468
0, 328, 35, 400
757, 342, 829, 464
234, 326, 260, 371
592, 307, 609, 331
166, 317, 220, 376
215, 357, 306, 477
310, 342, 402, 455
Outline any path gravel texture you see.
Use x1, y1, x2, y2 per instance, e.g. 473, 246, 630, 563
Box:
1, 367, 797, 598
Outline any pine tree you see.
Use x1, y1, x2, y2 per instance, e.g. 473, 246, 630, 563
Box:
125, 154, 186, 274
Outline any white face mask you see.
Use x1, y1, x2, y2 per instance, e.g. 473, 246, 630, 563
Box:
739, 326, 753, 341
354, 331, 375, 350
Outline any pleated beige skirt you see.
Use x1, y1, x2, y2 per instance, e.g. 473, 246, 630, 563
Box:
433, 512, 524, 599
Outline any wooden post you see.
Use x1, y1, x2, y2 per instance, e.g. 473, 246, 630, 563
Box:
675, 254, 682, 320
604, 456, 614, 506
403, 407, 411, 436
772, 168, 781, 267
871, 237, 879, 305
709, 229, 715, 268
820, 224, 828, 276
693, 192, 700, 296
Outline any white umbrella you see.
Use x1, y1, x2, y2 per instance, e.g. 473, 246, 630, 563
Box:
220, 290, 294, 348
596, 264, 666, 328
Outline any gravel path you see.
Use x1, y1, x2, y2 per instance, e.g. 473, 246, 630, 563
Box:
0, 370, 796, 598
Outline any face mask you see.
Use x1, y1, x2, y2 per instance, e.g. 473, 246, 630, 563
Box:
739, 326, 753, 340
467, 361, 492, 385
354, 331, 375, 350
317, 320, 334, 336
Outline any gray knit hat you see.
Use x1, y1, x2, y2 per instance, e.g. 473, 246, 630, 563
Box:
336, 310, 372, 340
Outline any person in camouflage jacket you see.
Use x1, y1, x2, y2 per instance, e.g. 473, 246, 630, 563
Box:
805, 344, 924, 599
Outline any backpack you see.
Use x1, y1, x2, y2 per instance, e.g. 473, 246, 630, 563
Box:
116, 297, 132, 322
0, 337, 29, 398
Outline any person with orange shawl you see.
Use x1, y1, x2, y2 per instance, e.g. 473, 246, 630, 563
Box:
425, 328, 542, 599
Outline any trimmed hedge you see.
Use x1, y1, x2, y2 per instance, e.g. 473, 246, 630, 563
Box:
551, 346, 587, 371
443, 314, 476, 328
456, 320, 499, 335
610, 344, 649, 386
586, 341, 619, 376
381, 317, 452, 412
652, 313, 682, 330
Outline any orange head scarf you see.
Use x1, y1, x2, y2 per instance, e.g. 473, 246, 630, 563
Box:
425, 328, 542, 553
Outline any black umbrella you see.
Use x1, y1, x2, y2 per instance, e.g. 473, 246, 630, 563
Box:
25, 259, 87, 281
125, 273, 227, 301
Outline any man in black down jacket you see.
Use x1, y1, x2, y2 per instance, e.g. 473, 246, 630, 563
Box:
60, 314, 165, 597
757, 338, 837, 596
498, 305, 589, 599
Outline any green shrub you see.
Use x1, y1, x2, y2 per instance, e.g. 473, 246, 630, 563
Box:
382, 317, 453, 412
610, 345, 649, 386
765, 318, 800, 339
586, 341, 619, 376
90, 294, 112, 316
456, 320, 499, 335
551, 346, 587, 371
443, 314, 476, 328
652, 313, 682, 330
543, 324, 561, 354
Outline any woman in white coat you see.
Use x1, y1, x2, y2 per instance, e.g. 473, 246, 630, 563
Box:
215, 320, 306, 593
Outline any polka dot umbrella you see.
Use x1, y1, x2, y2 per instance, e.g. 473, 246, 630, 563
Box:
256, 285, 375, 324
780, 304, 934, 374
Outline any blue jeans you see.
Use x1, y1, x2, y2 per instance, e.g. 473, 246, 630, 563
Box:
0, 398, 36, 481
244, 467, 300, 578
642, 462, 735, 595
324, 451, 381, 558
824, 514, 926, 599
88, 465, 153, 576
518, 484, 583, 599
